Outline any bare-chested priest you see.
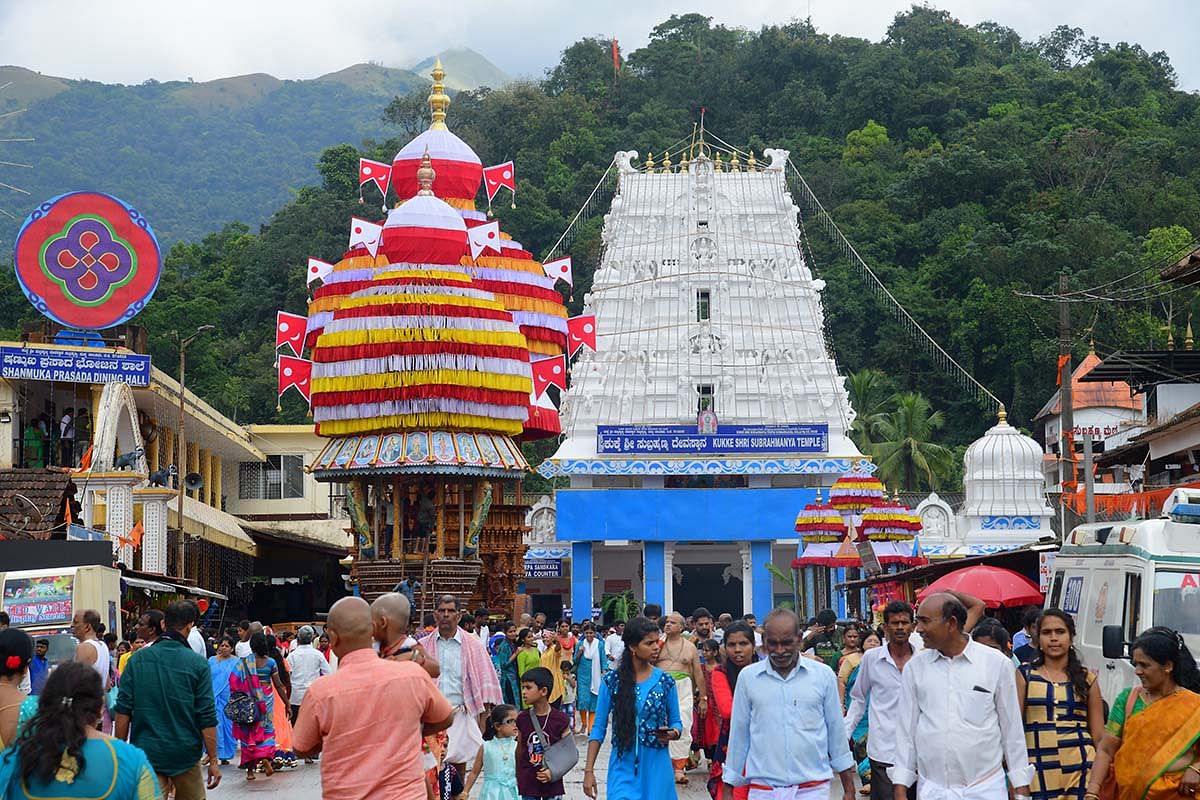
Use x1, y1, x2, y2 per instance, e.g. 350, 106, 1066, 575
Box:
656, 611, 705, 785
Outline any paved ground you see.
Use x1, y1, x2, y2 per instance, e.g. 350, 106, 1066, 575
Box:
206, 735, 716, 798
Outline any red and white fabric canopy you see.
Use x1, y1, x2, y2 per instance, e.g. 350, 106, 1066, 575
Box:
382, 196, 469, 264
392, 129, 482, 201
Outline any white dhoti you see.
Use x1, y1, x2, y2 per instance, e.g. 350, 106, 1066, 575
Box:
444, 706, 484, 766
916, 768, 1007, 800
669, 674, 693, 762
747, 782, 830, 800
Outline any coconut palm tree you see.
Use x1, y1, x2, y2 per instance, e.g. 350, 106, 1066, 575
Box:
845, 368, 896, 451
870, 392, 955, 491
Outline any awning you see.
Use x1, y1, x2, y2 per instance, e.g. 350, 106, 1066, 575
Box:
123, 576, 176, 593
169, 495, 256, 557
177, 585, 228, 601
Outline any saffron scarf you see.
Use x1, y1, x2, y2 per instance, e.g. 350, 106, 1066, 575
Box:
1114, 688, 1200, 800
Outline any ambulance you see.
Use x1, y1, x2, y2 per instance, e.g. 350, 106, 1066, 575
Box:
1048, 487, 1200, 704
0, 565, 123, 665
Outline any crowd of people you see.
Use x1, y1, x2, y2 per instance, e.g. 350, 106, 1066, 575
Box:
0, 594, 1198, 800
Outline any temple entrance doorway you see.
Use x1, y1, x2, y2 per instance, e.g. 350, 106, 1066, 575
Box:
675, 563, 743, 620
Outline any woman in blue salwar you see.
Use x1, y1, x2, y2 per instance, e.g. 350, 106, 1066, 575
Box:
583, 616, 682, 800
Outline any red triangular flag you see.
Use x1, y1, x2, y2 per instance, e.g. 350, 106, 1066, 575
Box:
468, 221, 502, 260
306, 257, 333, 286
276, 311, 307, 356
278, 355, 313, 402
358, 158, 392, 197
483, 161, 516, 202
531, 355, 567, 398
543, 256, 573, 286
567, 314, 597, 356
349, 217, 383, 257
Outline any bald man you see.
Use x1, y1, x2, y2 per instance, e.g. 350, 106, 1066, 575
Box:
294, 597, 454, 800
371, 592, 439, 678
657, 611, 704, 782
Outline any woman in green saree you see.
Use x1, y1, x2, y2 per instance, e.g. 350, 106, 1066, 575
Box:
1084, 627, 1200, 800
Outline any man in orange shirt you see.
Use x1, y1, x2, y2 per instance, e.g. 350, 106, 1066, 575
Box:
294, 596, 454, 799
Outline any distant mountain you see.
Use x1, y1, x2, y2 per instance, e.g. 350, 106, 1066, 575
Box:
0, 62, 437, 245
410, 48, 510, 91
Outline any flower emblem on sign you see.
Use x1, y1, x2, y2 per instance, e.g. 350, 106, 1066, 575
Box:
40, 215, 137, 306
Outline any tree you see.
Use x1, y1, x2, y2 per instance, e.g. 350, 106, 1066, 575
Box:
845, 368, 896, 451
870, 393, 956, 492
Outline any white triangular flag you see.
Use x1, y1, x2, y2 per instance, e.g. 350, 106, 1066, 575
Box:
468, 221, 502, 261
349, 217, 383, 257
306, 257, 334, 286
543, 256, 573, 286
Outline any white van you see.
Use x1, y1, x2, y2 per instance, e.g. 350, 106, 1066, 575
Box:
0, 565, 123, 665
1048, 488, 1200, 705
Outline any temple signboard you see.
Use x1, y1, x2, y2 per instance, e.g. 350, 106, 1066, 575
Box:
596, 423, 828, 455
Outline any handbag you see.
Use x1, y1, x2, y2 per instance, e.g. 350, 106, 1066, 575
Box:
224, 658, 263, 726
529, 707, 579, 781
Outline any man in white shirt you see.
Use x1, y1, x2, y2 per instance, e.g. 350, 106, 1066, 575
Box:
890, 593, 1032, 800
286, 625, 331, 731
185, 601, 207, 658
845, 600, 917, 800
605, 620, 626, 668
234, 619, 253, 658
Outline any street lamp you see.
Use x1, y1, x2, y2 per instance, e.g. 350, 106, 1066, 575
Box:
174, 325, 214, 578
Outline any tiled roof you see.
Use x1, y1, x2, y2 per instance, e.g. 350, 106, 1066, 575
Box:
1035, 351, 1141, 420
0, 469, 78, 540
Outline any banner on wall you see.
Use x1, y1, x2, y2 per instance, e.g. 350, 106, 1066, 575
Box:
597, 423, 828, 455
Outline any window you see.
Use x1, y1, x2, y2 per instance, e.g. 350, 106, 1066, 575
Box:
696, 289, 711, 321
697, 384, 714, 413
239, 455, 304, 500
1152, 570, 1200, 648
1123, 572, 1142, 641
1049, 571, 1065, 608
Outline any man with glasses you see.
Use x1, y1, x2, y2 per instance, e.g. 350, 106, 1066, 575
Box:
724, 607, 856, 800
418, 594, 502, 798
890, 594, 1030, 800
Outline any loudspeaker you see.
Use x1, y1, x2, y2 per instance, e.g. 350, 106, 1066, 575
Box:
183, 472, 204, 491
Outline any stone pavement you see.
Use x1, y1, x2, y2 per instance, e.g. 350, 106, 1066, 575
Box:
205, 735, 717, 798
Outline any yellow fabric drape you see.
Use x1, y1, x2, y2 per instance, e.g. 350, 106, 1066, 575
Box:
315, 328, 529, 349
317, 413, 524, 437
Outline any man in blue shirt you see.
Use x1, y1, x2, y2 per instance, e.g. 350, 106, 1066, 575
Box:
28, 639, 49, 695
724, 607, 856, 800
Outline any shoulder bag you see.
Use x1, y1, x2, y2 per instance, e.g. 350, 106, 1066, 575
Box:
529, 708, 579, 781
224, 658, 263, 726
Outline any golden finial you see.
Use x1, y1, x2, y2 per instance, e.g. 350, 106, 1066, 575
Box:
714, 153, 723, 172
679, 153, 689, 173
1188, 314, 1194, 351
815, 488, 823, 504
428, 58, 450, 131
416, 147, 435, 196
729, 152, 741, 171
747, 150, 757, 170
661, 152, 672, 172
645, 151, 655, 172
998, 403, 1008, 425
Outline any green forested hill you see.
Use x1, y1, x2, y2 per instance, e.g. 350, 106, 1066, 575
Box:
2, 9, 1199, 472
0, 50, 508, 244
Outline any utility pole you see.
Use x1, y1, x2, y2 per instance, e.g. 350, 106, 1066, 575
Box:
1059, 272, 1074, 536
1083, 434, 1095, 524
174, 325, 214, 579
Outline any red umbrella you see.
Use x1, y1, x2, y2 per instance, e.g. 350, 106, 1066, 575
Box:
916, 565, 1043, 609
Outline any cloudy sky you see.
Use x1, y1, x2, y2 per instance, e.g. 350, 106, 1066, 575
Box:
2, 0, 1197, 91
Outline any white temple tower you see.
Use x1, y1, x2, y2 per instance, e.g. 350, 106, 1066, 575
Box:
538, 147, 869, 621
